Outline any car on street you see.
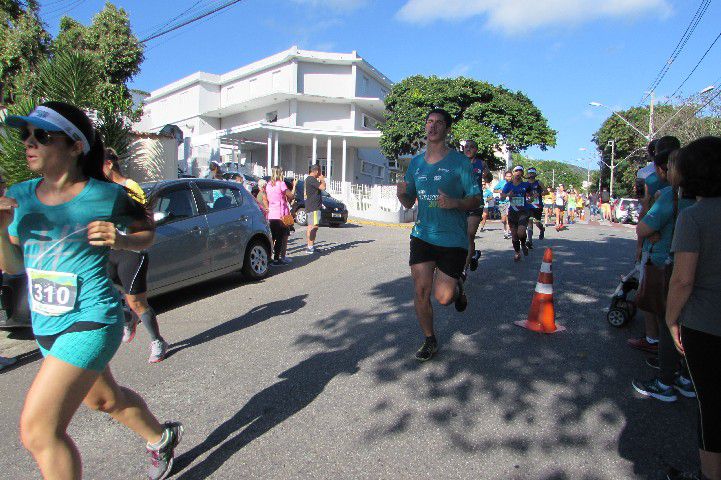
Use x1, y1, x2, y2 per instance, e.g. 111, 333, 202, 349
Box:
0, 178, 272, 329
289, 179, 348, 227
612, 198, 640, 224
222, 171, 261, 195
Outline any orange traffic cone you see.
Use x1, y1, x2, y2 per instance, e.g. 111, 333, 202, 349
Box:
515, 248, 566, 333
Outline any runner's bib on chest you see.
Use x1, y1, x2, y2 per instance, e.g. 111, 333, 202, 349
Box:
26, 268, 79, 316
510, 196, 525, 208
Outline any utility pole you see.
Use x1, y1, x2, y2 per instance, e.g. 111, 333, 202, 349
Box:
649, 90, 655, 139
609, 140, 616, 199
552, 169, 555, 188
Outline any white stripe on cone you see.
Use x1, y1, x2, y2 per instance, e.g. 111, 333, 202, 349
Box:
540, 262, 552, 273
535, 282, 553, 295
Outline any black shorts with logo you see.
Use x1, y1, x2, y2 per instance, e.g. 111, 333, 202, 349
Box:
409, 236, 467, 279
508, 210, 531, 227
107, 250, 149, 295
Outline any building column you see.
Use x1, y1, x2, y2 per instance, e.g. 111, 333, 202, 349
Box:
326, 138, 332, 180
273, 132, 279, 167
341, 138, 347, 183
267, 131, 272, 173
312, 136, 317, 165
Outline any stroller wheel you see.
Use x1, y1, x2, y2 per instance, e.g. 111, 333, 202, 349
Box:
607, 307, 628, 327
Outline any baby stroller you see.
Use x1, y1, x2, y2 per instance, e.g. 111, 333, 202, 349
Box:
607, 265, 640, 327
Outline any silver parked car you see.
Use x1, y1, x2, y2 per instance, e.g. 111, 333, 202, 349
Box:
0, 178, 272, 328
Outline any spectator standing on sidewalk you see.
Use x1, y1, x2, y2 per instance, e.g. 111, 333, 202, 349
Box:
266, 168, 296, 265
665, 136, 721, 480
600, 188, 612, 221
305, 164, 325, 253
256, 179, 269, 218
631, 141, 695, 402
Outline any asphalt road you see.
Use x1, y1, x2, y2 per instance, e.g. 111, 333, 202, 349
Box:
0, 220, 697, 479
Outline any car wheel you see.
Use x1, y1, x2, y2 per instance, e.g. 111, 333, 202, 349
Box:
242, 239, 270, 280
295, 208, 307, 226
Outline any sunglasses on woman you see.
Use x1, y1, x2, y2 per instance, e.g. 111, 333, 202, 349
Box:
18, 126, 68, 146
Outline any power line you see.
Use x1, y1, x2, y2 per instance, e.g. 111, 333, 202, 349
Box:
668, 29, 721, 99
140, 0, 244, 44
143, 7, 227, 54
638, 0, 711, 104
139, 0, 209, 38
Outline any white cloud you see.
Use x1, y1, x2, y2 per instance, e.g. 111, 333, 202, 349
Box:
396, 0, 672, 34
443, 62, 475, 78
291, 0, 368, 11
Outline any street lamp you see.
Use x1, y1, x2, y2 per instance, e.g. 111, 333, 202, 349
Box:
589, 102, 651, 141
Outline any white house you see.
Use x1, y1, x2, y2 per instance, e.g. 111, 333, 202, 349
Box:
134, 46, 395, 187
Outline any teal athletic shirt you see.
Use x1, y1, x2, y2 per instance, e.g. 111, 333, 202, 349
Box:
7, 177, 138, 335
645, 172, 670, 199
641, 185, 695, 266
495, 179, 509, 204
404, 150, 481, 249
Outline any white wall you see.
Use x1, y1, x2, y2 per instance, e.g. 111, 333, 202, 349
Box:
298, 63, 353, 97
221, 64, 293, 106
221, 102, 292, 129
355, 69, 389, 99
297, 103, 351, 130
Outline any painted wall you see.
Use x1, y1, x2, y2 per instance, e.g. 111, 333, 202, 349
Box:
296, 102, 351, 130
298, 63, 353, 97
221, 64, 294, 106
355, 69, 390, 99
221, 102, 292, 129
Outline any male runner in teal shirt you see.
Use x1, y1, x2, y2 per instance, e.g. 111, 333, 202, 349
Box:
397, 109, 481, 361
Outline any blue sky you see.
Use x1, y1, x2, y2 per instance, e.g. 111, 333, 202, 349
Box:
38, 0, 721, 169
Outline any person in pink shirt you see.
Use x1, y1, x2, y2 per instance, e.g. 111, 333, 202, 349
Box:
265, 167, 297, 265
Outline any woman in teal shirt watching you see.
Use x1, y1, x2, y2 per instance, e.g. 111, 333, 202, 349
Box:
0, 102, 182, 480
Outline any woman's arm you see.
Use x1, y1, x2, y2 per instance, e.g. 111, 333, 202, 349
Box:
666, 251, 699, 355
0, 197, 24, 274
87, 216, 155, 251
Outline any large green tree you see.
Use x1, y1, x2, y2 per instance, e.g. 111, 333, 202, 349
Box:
512, 154, 588, 190
592, 94, 721, 196
380, 75, 556, 170
0, 0, 50, 104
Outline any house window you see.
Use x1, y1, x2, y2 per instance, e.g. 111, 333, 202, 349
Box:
362, 114, 378, 129
361, 161, 383, 178
362, 75, 370, 95
308, 160, 327, 177
266, 111, 278, 123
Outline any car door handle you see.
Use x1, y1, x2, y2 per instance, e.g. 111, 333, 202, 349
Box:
239, 215, 249, 221
190, 226, 202, 235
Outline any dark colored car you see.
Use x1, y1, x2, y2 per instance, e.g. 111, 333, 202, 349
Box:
290, 179, 348, 227
0, 178, 272, 329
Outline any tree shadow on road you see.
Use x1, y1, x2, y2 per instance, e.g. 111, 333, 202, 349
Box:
170, 230, 697, 479
173, 348, 360, 479
165, 295, 308, 359
287, 233, 697, 479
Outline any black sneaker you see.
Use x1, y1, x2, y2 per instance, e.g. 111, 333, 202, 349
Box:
527, 240, 534, 250
521, 243, 529, 256
469, 250, 480, 271
632, 378, 677, 402
147, 422, 184, 480
415, 338, 438, 362
538, 229, 545, 240
454, 279, 468, 312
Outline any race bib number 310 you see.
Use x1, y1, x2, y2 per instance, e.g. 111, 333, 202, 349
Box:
25, 268, 78, 316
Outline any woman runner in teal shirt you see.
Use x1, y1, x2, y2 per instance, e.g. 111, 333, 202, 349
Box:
0, 102, 182, 480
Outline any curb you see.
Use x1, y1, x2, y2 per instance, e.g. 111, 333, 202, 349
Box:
348, 218, 414, 229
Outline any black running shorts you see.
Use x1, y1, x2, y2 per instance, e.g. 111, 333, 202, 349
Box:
107, 250, 149, 295
531, 209, 543, 221
467, 207, 484, 217
508, 210, 531, 227
409, 236, 467, 279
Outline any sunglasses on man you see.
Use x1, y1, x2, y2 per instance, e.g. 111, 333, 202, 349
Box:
18, 126, 68, 146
